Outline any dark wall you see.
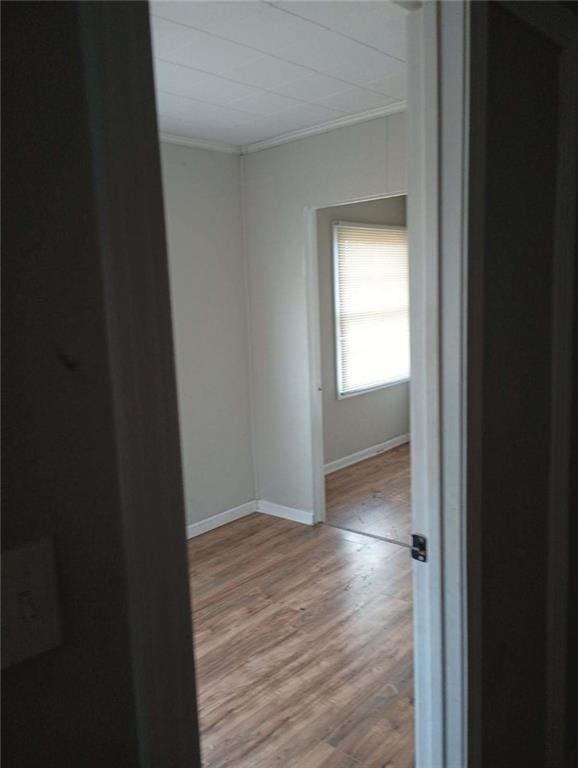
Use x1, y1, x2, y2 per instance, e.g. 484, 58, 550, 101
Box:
1, 3, 141, 764
2, 3, 200, 766
567, 110, 578, 764
468, 3, 577, 766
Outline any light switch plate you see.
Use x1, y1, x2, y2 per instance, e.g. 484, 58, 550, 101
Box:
2, 537, 62, 668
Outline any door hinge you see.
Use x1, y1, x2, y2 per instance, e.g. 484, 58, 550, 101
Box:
411, 534, 427, 563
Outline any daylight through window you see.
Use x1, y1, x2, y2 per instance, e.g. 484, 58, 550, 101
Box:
333, 222, 410, 397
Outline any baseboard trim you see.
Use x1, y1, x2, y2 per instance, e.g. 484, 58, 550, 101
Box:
256, 500, 315, 526
185, 439, 407, 538
324, 433, 410, 476
186, 498, 314, 538
186, 501, 256, 539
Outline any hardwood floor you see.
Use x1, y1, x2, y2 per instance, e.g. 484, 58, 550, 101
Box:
188, 513, 413, 768
325, 444, 411, 544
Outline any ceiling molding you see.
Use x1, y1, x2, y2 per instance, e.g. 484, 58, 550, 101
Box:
159, 132, 241, 155
158, 102, 407, 157
240, 102, 407, 154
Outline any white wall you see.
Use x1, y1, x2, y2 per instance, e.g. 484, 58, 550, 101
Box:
243, 113, 407, 514
160, 143, 255, 525
316, 197, 409, 466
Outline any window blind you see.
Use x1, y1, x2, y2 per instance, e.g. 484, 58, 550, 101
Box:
333, 222, 410, 397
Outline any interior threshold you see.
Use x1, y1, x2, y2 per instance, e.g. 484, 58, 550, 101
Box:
322, 521, 411, 549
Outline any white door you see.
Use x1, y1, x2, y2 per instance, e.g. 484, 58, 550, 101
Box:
408, 3, 469, 766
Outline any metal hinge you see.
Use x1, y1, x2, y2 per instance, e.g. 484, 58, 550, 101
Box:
411, 534, 427, 563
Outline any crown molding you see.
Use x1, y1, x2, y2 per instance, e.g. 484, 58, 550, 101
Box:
241, 101, 407, 155
159, 132, 240, 155
158, 102, 407, 157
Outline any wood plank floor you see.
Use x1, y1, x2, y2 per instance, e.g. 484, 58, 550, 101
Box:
325, 444, 411, 544
188, 513, 413, 768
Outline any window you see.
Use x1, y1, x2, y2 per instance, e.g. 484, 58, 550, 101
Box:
333, 221, 410, 398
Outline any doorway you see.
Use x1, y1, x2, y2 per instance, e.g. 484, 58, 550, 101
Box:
10, 0, 576, 765
155, 2, 467, 767
313, 196, 412, 548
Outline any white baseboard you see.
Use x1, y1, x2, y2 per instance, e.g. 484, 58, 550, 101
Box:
256, 499, 315, 526
186, 498, 314, 539
324, 433, 410, 476
186, 501, 256, 539
185, 437, 407, 538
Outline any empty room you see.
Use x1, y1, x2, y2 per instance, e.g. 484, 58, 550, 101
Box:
154, 1, 415, 766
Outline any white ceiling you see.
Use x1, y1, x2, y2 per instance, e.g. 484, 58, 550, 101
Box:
150, 1, 408, 150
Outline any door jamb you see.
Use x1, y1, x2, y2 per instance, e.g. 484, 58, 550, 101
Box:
407, 3, 470, 766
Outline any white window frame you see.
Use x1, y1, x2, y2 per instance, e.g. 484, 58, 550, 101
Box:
332, 220, 410, 400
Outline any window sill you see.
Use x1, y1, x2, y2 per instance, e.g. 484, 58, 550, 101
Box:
337, 377, 410, 400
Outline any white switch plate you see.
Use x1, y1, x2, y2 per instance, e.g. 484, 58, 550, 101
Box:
2, 537, 62, 668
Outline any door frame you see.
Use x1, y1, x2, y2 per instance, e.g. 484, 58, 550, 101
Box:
77, 0, 471, 765
408, 4, 470, 766
304, 4, 471, 766
304, 190, 409, 527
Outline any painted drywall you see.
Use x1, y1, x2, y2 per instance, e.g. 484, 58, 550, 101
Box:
317, 197, 409, 465
243, 113, 407, 513
160, 143, 255, 524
